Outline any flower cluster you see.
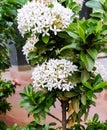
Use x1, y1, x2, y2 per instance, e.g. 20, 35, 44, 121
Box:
93, 61, 107, 81
22, 35, 38, 61
32, 59, 78, 91
17, 0, 73, 37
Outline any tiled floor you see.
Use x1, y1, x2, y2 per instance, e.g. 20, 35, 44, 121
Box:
1, 68, 107, 127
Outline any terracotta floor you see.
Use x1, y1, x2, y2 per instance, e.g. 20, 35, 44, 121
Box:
1, 68, 107, 127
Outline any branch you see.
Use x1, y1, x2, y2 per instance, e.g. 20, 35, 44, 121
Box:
48, 112, 62, 123
98, 56, 107, 59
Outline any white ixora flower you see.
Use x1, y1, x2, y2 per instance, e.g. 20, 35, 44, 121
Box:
22, 35, 38, 61
32, 59, 78, 91
93, 61, 107, 81
17, 0, 73, 37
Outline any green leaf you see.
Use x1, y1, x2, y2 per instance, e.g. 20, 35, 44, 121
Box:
20, 100, 30, 107
93, 82, 107, 91
80, 52, 94, 71
86, 91, 93, 100
34, 112, 46, 125
20, 93, 29, 100
92, 113, 99, 122
93, 74, 102, 86
90, 12, 103, 19
67, 31, 79, 39
33, 107, 43, 114
81, 95, 86, 105
60, 43, 77, 52
86, 54, 95, 71
6, 0, 28, 5
78, 25, 86, 43
96, 21, 102, 33
87, 48, 98, 60
81, 70, 90, 82
42, 35, 49, 44
83, 82, 93, 90
26, 106, 35, 113
86, 0, 103, 10
28, 52, 36, 60
44, 125, 50, 130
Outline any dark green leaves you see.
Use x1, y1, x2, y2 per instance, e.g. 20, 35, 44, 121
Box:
0, 78, 16, 114
20, 84, 56, 125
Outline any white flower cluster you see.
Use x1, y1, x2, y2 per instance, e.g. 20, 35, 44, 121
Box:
17, 0, 73, 37
93, 61, 107, 81
22, 35, 38, 60
32, 59, 78, 91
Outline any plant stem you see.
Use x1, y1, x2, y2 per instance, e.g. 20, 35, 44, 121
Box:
61, 101, 67, 130
48, 112, 62, 123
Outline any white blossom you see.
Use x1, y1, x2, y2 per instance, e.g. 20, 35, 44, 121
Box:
17, 1, 73, 36
50, 0, 73, 35
22, 35, 38, 61
32, 59, 78, 91
93, 61, 107, 81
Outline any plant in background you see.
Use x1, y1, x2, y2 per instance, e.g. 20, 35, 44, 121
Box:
0, 0, 30, 128
16, 0, 107, 129
0, 0, 29, 47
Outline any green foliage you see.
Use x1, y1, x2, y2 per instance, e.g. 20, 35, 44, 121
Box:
0, 78, 16, 114
0, 120, 7, 130
0, 42, 10, 72
7, 122, 57, 130
0, 0, 29, 71
0, 0, 28, 45
20, 84, 56, 125
86, 114, 107, 130
66, 114, 107, 130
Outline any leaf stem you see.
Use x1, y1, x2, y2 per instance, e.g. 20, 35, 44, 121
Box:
48, 112, 62, 123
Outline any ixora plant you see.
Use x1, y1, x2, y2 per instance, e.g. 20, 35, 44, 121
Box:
16, 0, 107, 129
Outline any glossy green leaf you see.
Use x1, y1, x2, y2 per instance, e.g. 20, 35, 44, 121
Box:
20, 100, 30, 107
93, 82, 107, 90
87, 48, 98, 60
80, 52, 94, 71
83, 82, 93, 90
86, 54, 95, 71
26, 106, 36, 113
60, 43, 77, 52
93, 74, 102, 86
67, 31, 79, 39
78, 25, 86, 43
92, 113, 99, 122
96, 21, 102, 33
86, 91, 93, 100
42, 35, 49, 44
